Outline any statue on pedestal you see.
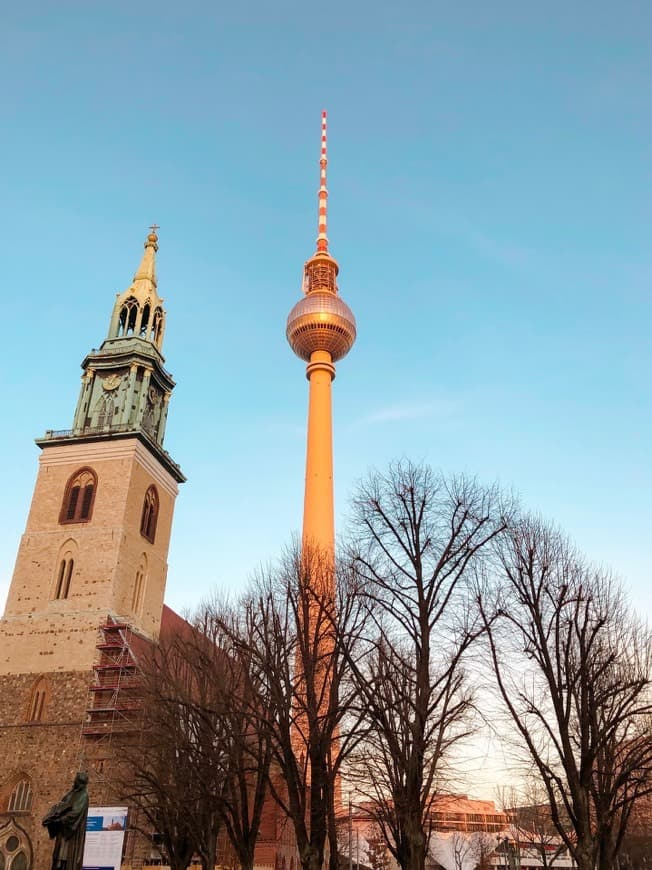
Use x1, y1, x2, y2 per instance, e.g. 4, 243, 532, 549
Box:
42, 772, 89, 870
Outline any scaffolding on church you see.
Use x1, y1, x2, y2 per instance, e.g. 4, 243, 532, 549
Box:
79, 616, 145, 775
77, 616, 151, 866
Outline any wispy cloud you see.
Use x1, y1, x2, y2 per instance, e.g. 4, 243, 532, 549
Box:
464, 226, 536, 271
426, 212, 540, 273
351, 398, 460, 428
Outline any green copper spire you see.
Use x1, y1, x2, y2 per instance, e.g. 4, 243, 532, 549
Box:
37, 229, 184, 483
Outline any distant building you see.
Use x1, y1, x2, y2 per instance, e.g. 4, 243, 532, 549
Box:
345, 797, 575, 870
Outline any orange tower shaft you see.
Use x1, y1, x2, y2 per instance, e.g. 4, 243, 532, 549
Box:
303, 350, 336, 563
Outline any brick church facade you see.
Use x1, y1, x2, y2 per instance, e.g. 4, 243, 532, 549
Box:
0, 229, 187, 870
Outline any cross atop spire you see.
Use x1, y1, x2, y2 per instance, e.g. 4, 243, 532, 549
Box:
316, 110, 329, 254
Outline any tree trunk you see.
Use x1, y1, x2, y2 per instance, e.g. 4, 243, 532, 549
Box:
200, 828, 218, 870
574, 840, 596, 870
234, 837, 257, 870
404, 816, 425, 870
168, 845, 194, 870
299, 842, 324, 870
327, 813, 339, 870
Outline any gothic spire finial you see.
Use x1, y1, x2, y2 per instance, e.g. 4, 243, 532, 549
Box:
133, 226, 159, 288
106, 229, 166, 349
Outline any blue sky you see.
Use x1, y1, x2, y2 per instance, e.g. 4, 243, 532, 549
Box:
1, 1, 650, 629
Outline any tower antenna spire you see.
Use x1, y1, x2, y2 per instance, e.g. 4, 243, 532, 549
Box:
316, 110, 329, 254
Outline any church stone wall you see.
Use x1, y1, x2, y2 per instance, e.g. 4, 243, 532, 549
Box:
0, 612, 103, 675
0, 669, 156, 870
2, 439, 179, 674
0, 671, 89, 870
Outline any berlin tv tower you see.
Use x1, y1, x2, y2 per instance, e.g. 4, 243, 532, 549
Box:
286, 111, 357, 575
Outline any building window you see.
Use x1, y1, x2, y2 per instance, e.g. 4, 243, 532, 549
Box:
132, 556, 147, 614
140, 302, 151, 338
118, 296, 139, 336
54, 558, 74, 600
140, 486, 159, 543
7, 781, 32, 814
94, 393, 116, 430
132, 568, 145, 614
27, 680, 47, 722
151, 307, 164, 344
60, 468, 97, 524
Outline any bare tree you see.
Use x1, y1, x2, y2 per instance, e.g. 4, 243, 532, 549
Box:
480, 518, 652, 870
367, 822, 391, 870
115, 609, 275, 870
225, 545, 366, 870
194, 600, 275, 870
474, 832, 500, 870
431, 831, 499, 870
497, 780, 566, 870
451, 832, 476, 870
346, 461, 510, 870
116, 632, 227, 870
620, 794, 652, 870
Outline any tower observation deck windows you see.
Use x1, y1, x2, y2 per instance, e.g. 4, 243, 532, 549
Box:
60, 468, 97, 524
140, 486, 159, 543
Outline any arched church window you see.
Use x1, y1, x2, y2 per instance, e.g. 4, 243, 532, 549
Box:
54, 557, 74, 600
60, 468, 97, 524
118, 296, 139, 336
132, 556, 147, 614
0, 819, 33, 870
118, 296, 138, 336
140, 487, 159, 543
27, 679, 48, 722
140, 302, 151, 338
7, 780, 31, 814
151, 307, 163, 344
94, 392, 116, 430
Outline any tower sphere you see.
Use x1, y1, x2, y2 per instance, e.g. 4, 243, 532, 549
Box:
286, 291, 356, 362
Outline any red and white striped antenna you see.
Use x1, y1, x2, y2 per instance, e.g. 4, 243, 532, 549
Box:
316, 110, 329, 254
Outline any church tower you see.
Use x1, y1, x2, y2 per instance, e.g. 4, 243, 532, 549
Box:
0, 229, 184, 869
1, 227, 184, 674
